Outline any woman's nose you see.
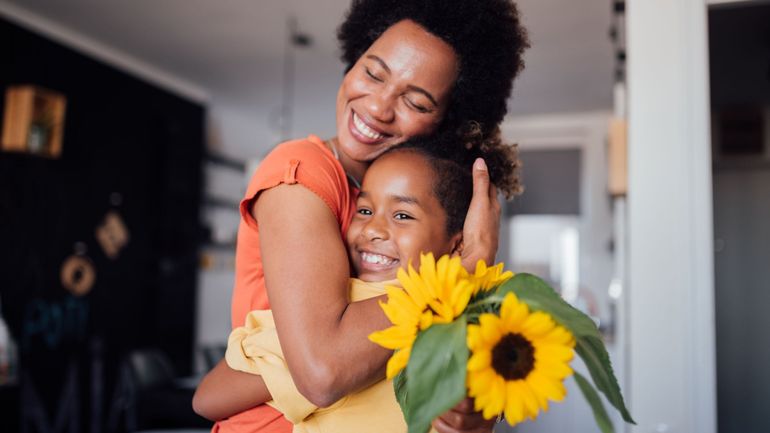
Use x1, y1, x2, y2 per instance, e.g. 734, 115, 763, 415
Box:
365, 90, 396, 123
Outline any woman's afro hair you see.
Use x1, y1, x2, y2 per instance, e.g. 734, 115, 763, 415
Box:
338, 0, 530, 140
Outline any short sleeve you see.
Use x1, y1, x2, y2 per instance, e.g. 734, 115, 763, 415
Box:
225, 310, 319, 423
240, 138, 348, 231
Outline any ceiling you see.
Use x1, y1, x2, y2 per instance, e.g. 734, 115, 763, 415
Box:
2, 0, 615, 117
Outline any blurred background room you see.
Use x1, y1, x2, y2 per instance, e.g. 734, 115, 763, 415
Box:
1, 0, 768, 432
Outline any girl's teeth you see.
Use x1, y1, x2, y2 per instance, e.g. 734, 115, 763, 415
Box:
362, 252, 396, 265
353, 113, 385, 140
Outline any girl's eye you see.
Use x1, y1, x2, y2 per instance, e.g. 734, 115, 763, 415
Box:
357, 208, 372, 216
394, 212, 413, 220
405, 98, 430, 114
365, 68, 383, 82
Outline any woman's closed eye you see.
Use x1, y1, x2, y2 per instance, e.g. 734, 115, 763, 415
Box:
405, 97, 430, 114
365, 67, 383, 83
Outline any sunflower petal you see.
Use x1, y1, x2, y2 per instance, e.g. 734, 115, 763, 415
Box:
528, 370, 567, 402
479, 314, 502, 344
368, 325, 415, 350
385, 346, 411, 379
380, 299, 418, 327
504, 381, 525, 426
534, 344, 575, 363
419, 310, 434, 330
467, 351, 491, 372
467, 324, 480, 347
522, 311, 556, 337
483, 376, 506, 419
397, 268, 427, 309
512, 380, 540, 419
532, 357, 574, 380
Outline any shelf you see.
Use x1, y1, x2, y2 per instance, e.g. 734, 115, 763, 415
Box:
1, 85, 66, 158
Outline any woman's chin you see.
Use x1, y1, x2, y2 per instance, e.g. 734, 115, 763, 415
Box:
338, 139, 391, 163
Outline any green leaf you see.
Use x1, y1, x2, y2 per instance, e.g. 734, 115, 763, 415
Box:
498, 274, 635, 424
574, 371, 614, 433
393, 368, 410, 421
404, 317, 468, 433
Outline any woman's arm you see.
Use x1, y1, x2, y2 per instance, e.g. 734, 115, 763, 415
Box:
460, 159, 501, 268
255, 183, 391, 407
192, 359, 272, 421
195, 162, 498, 428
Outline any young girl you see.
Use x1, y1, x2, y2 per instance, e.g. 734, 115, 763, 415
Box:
225, 136, 521, 433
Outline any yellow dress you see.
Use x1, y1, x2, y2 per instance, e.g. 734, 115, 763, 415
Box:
226, 278, 408, 433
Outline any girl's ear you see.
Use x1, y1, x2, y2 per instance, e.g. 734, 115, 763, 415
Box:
450, 233, 464, 257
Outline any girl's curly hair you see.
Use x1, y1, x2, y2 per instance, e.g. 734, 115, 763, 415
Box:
389, 131, 523, 236
338, 0, 530, 140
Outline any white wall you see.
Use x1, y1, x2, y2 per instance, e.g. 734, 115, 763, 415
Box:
626, 1, 716, 432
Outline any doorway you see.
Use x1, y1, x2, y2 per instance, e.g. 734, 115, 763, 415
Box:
709, 3, 770, 432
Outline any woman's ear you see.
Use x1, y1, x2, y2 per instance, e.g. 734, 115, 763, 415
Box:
450, 233, 464, 257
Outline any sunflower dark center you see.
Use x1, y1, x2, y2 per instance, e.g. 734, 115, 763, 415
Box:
491, 333, 535, 380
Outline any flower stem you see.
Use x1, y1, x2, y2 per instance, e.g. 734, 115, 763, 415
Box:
467, 295, 506, 310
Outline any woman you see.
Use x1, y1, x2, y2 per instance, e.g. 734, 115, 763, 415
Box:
193, 1, 529, 432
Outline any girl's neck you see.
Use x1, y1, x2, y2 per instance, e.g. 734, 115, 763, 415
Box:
326, 137, 368, 188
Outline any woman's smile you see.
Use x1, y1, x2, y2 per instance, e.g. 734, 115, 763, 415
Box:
349, 110, 391, 143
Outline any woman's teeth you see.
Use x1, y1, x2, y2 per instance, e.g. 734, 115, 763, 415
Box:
353, 112, 385, 140
361, 252, 397, 266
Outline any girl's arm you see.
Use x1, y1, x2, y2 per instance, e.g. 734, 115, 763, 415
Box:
192, 359, 272, 421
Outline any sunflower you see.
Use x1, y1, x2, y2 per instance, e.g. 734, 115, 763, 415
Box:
466, 292, 575, 426
470, 260, 514, 295
369, 253, 476, 378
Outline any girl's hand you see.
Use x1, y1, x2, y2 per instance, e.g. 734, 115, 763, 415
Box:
461, 158, 501, 269
432, 398, 496, 433
193, 359, 272, 421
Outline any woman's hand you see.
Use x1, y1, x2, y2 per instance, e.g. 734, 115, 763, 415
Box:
460, 158, 501, 269
432, 398, 496, 433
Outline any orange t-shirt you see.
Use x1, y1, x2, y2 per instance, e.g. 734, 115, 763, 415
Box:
213, 135, 357, 433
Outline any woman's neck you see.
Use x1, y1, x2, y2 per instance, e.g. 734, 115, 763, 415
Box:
326, 137, 368, 187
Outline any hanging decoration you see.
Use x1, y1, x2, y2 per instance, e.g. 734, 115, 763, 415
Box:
60, 253, 96, 297
95, 210, 130, 260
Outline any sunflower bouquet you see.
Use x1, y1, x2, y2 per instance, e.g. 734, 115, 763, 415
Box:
369, 253, 635, 433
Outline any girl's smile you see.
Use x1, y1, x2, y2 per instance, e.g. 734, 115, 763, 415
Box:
347, 150, 462, 282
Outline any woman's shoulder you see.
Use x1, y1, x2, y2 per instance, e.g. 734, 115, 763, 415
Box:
265, 135, 337, 167
254, 135, 346, 186
242, 135, 352, 225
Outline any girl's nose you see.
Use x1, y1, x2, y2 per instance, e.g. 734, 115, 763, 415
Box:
363, 216, 389, 241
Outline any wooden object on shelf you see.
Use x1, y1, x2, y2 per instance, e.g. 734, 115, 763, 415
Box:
1, 85, 66, 158
608, 117, 627, 196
